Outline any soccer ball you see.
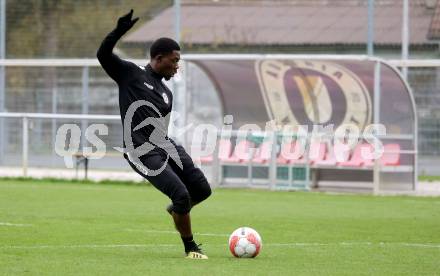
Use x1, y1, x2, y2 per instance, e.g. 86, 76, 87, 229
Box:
228, 227, 262, 258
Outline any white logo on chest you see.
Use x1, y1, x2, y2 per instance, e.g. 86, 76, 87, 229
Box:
162, 93, 169, 104
144, 82, 154, 90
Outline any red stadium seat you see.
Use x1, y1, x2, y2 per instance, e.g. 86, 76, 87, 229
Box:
380, 143, 401, 166
290, 142, 326, 165
309, 142, 327, 165
309, 143, 351, 166
252, 141, 273, 164
224, 140, 255, 163
361, 143, 401, 167
277, 141, 304, 164
359, 143, 376, 167
196, 139, 233, 163
200, 154, 213, 164
218, 139, 234, 162
362, 153, 375, 167
197, 139, 233, 163
338, 143, 373, 167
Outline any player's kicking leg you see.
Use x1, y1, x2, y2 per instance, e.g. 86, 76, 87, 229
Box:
166, 144, 212, 259
126, 153, 209, 259
169, 209, 208, 259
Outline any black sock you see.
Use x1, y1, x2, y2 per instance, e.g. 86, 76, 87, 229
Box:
181, 235, 196, 252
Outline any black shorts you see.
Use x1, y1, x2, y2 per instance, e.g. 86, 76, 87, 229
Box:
125, 144, 211, 214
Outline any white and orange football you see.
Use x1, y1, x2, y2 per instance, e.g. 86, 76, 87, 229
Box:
228, 227, 262, 258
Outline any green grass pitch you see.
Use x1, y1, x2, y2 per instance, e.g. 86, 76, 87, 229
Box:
0, 178, 439, 275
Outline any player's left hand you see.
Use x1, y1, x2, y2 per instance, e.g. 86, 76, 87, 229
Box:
116, 9, 139, 33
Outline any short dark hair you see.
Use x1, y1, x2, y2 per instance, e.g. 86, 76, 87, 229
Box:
150, 37, 180, 59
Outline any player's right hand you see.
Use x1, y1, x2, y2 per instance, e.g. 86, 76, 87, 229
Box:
116, 9, 139, 33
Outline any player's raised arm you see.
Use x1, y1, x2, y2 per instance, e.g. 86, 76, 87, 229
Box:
97, 9, 139, 82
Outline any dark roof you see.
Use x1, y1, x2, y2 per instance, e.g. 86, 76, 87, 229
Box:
124, 0, 438, 46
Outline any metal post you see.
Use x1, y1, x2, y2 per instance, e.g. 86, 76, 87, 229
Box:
0, 65, 4, 165
305, 164, 310, 190
174, 0, 181, 43
373, 61, 381, 194
402, 0, 409, 80
414, 107, 418, 192
247, 148, 253, 187
81, 66, 89, 151
182, 61, 188, 148
374, 63, 382, 130
51, 85, 57, 165
212, 135, 220, 187
84, 158, 88, 180
0, 0, 6, 164
269, 131, 277, 190
22, 116, 28, 177
173, 0, 184, 147
171, 63, 186, 147
367, 0, 374, 56
170, 0, 181, 145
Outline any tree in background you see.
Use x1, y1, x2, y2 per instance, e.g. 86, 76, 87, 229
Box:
6, 0, 171, 58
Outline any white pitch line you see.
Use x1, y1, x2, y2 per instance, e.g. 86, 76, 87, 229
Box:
1, 242, 440, 250
125, 228, 229, 237
393, 242, 440, 248
0, 244, 177, 250
124, 229, 440, 248
0, 222, 33, 227
0, 183, 142, 193
268, 242, 440, 248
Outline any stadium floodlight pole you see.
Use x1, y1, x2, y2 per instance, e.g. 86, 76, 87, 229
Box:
0, 0, 5, 165
402, 0, 409, 80
367, 0, 374, 56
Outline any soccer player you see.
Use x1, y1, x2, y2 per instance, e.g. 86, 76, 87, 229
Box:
97, 10, 211, 259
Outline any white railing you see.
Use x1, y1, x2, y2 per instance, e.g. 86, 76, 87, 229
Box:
0, 112, 120, 176
0, 57, 439, 66
389, 59, 440, 67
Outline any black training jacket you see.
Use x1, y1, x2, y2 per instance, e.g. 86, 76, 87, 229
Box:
97, 28, 175, 155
